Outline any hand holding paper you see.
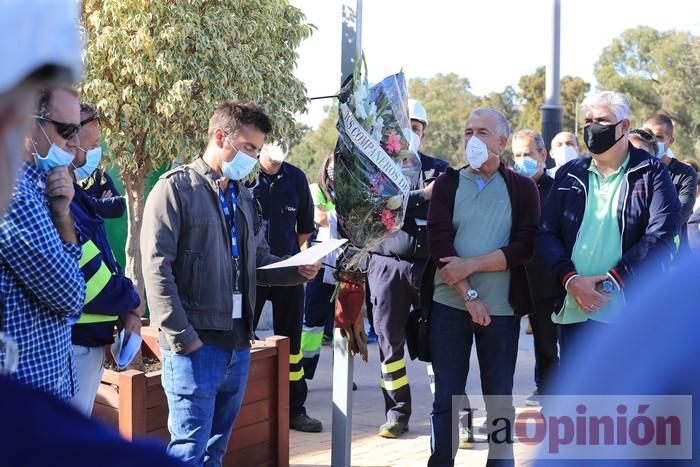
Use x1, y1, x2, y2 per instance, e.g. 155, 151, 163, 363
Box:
111, 328, 142, 371
258, 239, 347, 270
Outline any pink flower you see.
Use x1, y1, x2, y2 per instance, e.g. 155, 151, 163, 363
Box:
380, 209, 395, 231
384, 133, 402, 155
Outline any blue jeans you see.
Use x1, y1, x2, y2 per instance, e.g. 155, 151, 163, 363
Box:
161, 344, 250, 467
428, 302, 519, 467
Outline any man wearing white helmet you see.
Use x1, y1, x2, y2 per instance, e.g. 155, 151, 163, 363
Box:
368, 99, 449, 438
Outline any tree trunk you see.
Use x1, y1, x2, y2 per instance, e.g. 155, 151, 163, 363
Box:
122, 155, 150, 371
123, 168, 146, 297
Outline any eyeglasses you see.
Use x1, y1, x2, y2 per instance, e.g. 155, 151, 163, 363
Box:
35, 115, 80, 140
80, 111, 101, 127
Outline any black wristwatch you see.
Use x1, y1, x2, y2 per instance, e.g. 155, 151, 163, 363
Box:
464, 289, 479, 302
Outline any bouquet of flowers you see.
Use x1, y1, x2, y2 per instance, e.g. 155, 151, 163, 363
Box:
333, 56, 421, 275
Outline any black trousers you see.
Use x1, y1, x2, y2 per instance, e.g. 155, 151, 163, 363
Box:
529, 296, 561, 394
367, 254, 424, 424
253, 284, 308, 418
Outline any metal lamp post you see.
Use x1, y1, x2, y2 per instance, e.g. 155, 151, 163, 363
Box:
541, 0, 563, 166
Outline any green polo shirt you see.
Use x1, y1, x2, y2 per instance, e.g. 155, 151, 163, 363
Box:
554, 155, 629, 324
433, 169, 514, 315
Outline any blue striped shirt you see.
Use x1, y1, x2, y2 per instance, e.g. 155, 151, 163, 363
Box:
0, 163, 86, 400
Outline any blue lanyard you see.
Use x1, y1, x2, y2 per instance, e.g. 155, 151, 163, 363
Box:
218, 182, 239, 259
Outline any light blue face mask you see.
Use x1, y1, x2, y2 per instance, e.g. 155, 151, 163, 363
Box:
73, 146, 102, 181
514, 156, 540, 177
222, 150, 258, 181
32, 124, 75, 172
656, 141, 666, 159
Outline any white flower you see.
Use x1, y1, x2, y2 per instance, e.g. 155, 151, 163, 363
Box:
367, 102, 377, 118
371, 117, 384, 141
356, 102, 368, 120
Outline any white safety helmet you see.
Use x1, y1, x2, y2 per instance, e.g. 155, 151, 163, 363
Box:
0, 0, 83, 94
408, 99, 428, 127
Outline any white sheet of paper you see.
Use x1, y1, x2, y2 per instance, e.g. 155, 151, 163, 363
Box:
258, 238, 348, 270
110, 329, 142, 371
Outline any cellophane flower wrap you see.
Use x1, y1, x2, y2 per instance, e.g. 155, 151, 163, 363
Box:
333, 56, 421, 278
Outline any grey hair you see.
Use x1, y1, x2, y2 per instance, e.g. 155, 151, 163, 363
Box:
467, 108, 510, 138
512, 129, 545, 152
580, 91, 631, 121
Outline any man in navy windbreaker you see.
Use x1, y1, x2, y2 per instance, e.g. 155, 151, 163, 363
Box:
68, 103, 144, 416
536, 91, 680, 372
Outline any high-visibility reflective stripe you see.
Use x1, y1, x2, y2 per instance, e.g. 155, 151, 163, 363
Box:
290, 352, 303, 365
302, 349, 320, 358
290, 368, 305, 381
78, 313, 119, 324
380, 375, 409, 391
301, 329, 324, 352
381, 359, 406, 375
84, 262, 111, 305
79, 241, 101, 268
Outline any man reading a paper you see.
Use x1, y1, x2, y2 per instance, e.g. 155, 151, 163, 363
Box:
141, 101, 319, 466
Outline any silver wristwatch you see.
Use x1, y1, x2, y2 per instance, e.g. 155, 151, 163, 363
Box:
464, 289, 479, 302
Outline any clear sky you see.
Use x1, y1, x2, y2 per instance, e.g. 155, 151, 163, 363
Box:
290, 0, 700, 128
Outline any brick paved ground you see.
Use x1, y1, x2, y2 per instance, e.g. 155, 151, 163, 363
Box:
282, 317, 541, 466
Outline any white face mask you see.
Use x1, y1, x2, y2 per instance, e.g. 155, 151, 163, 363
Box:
409, 131, 421, 153
464, 136, 490, 169
552, 145, 578, 167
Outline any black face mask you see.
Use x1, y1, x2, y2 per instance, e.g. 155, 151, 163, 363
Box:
583, 121, 624, 155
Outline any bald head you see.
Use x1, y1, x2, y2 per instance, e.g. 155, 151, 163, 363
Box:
551, 131, 581, 154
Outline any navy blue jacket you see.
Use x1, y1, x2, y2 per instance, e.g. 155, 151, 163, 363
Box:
70, 185, 140, 347
82, 169, 126, 219
248, 162, 315, 257
374, 152, 449, 260
537, 144, 680, 288
527, 173, 562, 300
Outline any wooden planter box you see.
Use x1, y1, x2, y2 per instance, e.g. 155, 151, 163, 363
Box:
94, 327, 290, 467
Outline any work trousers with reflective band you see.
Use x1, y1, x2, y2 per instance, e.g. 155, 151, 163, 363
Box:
254, 284, 308, 417
300, 269, 335, 379
368, 254, 424, 424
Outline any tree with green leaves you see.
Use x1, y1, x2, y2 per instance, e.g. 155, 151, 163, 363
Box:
516, 67, 590, 139
80, 0, 312, 292
288, 103, 338, 181
408, 73, 481, 166
595, 26, 700, 160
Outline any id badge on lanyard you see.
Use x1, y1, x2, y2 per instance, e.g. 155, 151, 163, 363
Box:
220, 183, 244, 320
232, 258, 242, 320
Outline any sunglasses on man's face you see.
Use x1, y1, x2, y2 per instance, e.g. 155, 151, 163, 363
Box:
35, 115, 81, 140
80, 112, 101, 127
